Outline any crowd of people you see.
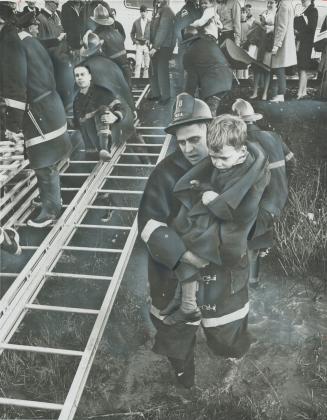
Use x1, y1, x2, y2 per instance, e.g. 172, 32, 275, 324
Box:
0, 0, 323, 390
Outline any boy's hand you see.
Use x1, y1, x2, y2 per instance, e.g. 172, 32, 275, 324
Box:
202, 190, 219, 206
181, 250, 209, 269
101, 112, 118, 124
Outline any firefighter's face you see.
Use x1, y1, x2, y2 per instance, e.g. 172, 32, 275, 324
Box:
74, 67, 92, 89
176, 123, 208, 165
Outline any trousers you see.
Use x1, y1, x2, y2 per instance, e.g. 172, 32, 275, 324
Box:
150, 47, 174, 100
34, 164, 61, 216
135, 44, 150, 78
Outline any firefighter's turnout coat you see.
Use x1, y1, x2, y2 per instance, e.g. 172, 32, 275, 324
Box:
0, 27, 71, 169
138, 144, 269, 362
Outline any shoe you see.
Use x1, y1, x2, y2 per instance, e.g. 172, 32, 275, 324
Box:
249, 277, 260, 288
249, 94, 258, 99
170, 355, 195, 389
163, 308, 201, 326
147, 95, 161, 101
159, 300, 180, 316
270, 95, 284, 102
0, 227, 22, 255
99, 149, 112, 161
27, 211, 58, 228
159, 97, 171, 105
32, 197, 63, 207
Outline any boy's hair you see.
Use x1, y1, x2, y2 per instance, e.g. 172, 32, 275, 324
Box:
241, 7, 246, 12
207, 114, 247, 152
245, 4, 252, 8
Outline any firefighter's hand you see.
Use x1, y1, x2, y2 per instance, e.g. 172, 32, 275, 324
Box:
5, 130, 24, 142
202, 190, 219, 205
149, 48, 157, 57
181, 250, 209, 269
101, 112, 118, 124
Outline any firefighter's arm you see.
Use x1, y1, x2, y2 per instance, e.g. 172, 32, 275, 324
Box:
281, 142, 297, 184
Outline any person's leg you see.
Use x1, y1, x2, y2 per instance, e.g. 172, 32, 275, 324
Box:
271, 67, 286, 101
248, 248, 260, 287
157, 47, 172, 102
250, 70, 260, 99
29, 164, 61, 227
297, 69, 307, 98
134, 44, 143, 78
149, 53, 161, 99
262, 70, 271, 100
143, 45, 150, 79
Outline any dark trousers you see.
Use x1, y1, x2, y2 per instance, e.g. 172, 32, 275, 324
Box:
35, 164, 61, 216
205, 91, 228, 116
150, 47, 173, 100
273, 67, 286, 95
219, 30, 234, 46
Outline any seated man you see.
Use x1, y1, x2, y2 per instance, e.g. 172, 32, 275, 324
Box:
73, 63, 124, 161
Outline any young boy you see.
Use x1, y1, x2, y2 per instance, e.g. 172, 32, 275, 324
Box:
161, 114, 270, 325
191, 0, 223, 41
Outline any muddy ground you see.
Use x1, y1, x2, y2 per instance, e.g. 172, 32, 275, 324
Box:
0, 75, 327, 420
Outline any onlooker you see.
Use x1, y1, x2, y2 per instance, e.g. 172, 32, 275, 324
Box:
131, 5, 151, 78
110, 8, 126, 41
61, 0, 83, 52
182, 26, 233, 116
190, 0, 223, 41
294, 0, 318, 99
245, 3, 255, 27
216, 0, 242, 46
21, 1, 40, 17
237, 7, 251, 79
174, 0, 201, 92
270, 0, 297, 102
92, 5, 132, 87
149, 0, 176, 105
73, 64, 124, 161
249, 0, 276, 100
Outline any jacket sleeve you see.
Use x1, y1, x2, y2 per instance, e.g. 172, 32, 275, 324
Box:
138, 165, 187, 270
281, 141, 297, 183
153, 8, 174, 49
183, 54, 198, 96
191, 7, 214, 28
131, 21, 137, 43
232, 0, 242, 46
2, 28, 27, 133
273, 3, 288, 48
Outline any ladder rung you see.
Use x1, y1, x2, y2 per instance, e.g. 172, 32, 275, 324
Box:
114, 163, 155, 167
105, 175, 148, 179
73, 224, 131, 231
46, 272, 112, 281
97, 189, 143, 194
0, 343, 83, 357
21, 246, 38, 250
69, 161, 97, 164
0, 397, 63, 411
138, 134, 165, 137
86, 205, 138, 211
61, 187, 80, 191
0, 273, 18, 278
26, 303, 99, 315
121, 153, 159, 156
60, 173, 90, 177
62, 245, 124, 253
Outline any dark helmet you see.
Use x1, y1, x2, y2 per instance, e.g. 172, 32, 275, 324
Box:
165, 93, 212, 134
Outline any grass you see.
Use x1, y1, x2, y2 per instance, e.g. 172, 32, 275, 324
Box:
274, 164, 327, 283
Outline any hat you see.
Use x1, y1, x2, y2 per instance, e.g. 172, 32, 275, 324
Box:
232, 98, 263, 122
221, 39, 271, 72
17, 11, 39, 29
140, 5, 147, 12
80, 30, 104, 58
165, 93, 213, 134
91, 4, 114, 26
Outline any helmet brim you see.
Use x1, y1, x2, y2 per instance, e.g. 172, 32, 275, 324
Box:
165, 116, 212, 134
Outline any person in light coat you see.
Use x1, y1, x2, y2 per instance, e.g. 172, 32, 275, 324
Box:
270, 0, 297, 102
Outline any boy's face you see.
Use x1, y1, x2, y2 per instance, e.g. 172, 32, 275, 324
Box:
241, 10, 247, 21
246, 6, 251, 16
176, 123, 208, 165
209, 145, 247, 170
200, 0, 212, 10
